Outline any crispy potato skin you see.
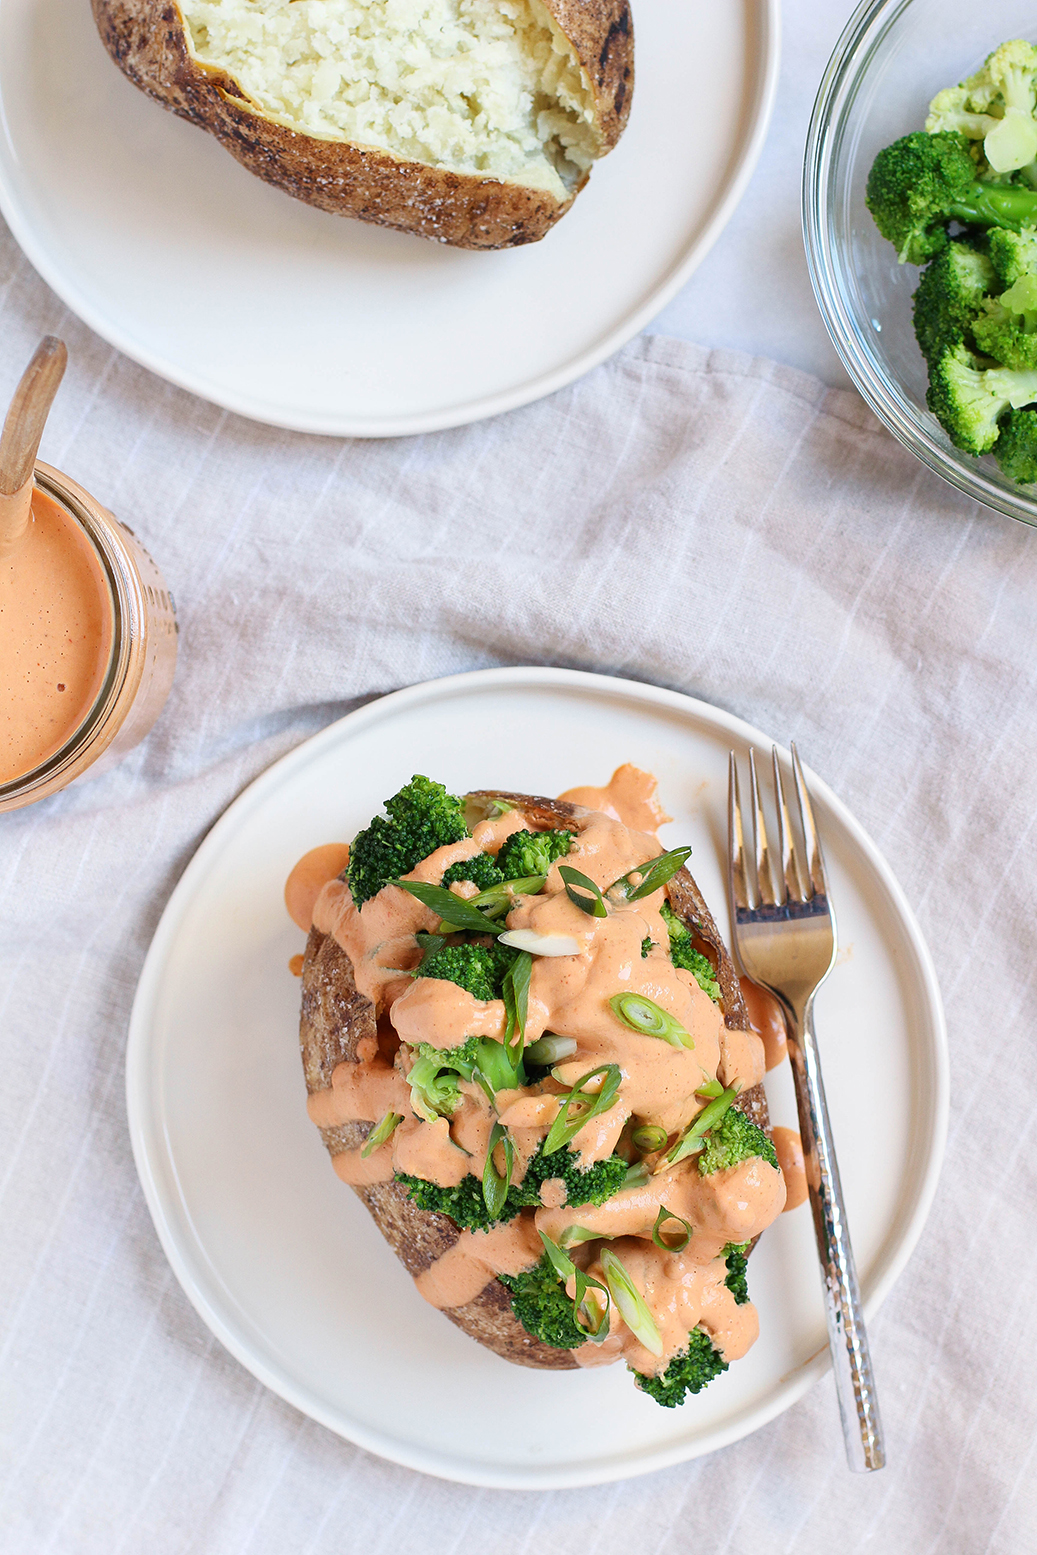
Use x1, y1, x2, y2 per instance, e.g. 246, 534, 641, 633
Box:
91, 0, 633, 249
299, 790, 771, 1369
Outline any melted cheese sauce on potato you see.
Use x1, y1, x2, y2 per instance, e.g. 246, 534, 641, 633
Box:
180, 0, 599, 199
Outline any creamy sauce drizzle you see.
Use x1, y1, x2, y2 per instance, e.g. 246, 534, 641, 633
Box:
292, 766, 787, 1375
772, 1126, 808, 1211
740, 976, 789, 1070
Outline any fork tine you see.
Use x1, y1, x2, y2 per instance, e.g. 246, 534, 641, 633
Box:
791, 741, 828, 898
772, 746, 803, 904
727, 751, 753, 911
748, 748, 779, 907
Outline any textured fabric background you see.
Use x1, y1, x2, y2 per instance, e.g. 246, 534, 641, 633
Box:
2, 205, 1037, 1554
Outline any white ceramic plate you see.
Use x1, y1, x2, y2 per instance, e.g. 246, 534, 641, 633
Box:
127, 667, 948, 1488
0, 0, 778, 437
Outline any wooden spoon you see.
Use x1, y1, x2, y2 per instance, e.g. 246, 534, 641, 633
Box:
0, 337, 68, 559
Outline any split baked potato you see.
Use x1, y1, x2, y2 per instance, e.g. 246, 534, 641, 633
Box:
92, 0, 634, 248
293, 775, 785, 1401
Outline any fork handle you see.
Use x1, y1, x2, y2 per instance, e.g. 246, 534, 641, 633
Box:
787, 996, 886, 1472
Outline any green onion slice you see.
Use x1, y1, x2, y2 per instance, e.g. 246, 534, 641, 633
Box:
600, 1248, 663, 1357
482, 1122, 514, 1219
558, 1224, 613, 1249
467, 876, 547, 918
501, 950, 533, 1064
559, 865, 608, 918
361, 1111, 402, 1158
696, 1076, 724, 1098
651, 1205, 693, 1252
539, 1231, 611, 1342
631, 1123, 668, 1154
523, 1034, 577, 1066
389, 879, 501, 935
543, 1064, 623, 1156
663, 1085, 740, 1169
609, 992, 694, 1050
607, 846, 693, 903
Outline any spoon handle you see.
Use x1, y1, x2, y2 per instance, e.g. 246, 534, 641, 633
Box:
0, 337, 68, 555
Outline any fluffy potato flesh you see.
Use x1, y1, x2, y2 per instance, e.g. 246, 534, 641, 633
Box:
180, 0, 600, 199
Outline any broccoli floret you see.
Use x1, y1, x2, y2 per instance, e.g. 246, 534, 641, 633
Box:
498, 1256, 587, 1349
659, 902, 721, 1003
866, 132, 1037, 264
632, 1329, 728, 1407
723, 1242, 750, 1305
995, 405, 1037, 479
415, 941, 516, 1002
926, 42, 1037, 177
912, 241, 996, 363
989, 225, 1037, 286
397, 1141, 628, 1232
441, 853, 503, 891
641, 935, 654, 958
973, 273, 1037, 367
495, 828, 574, 880
698, 1106, 778, 1176
347, 776, 467, 907
926, 341, 1037, 453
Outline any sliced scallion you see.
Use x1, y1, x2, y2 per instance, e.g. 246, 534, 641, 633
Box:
390, 879, 501, 935
607, 846, 693, 903
558, 1225, 612, 1249
482, 1121, 514, 1219
497, 929, 580, 957
559, 865, 608, 918
501, 950, 533, 1064
651, 1205, 693, 1252
539, 1231, 611, 1342
361, 1111, 402, 1158
523, 1034, 578, 1066
696, 1076, 724, 1099
600, 1248, 663, 1357
542, 1064, 623, 1156
609, 992, 694, 1050
662, 1085, 740, 1169
631, 1123, 668, 1154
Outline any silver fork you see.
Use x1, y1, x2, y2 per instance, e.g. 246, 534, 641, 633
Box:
728, 744, 885, 1473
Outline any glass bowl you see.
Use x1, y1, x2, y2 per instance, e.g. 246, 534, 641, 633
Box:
803, 0, 1037, 527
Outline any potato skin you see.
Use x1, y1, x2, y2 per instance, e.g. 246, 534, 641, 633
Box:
91, 0, 633, 249
299, 790, 771, 1369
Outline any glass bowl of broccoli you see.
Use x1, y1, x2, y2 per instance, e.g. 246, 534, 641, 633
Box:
804, 0, 1037, 526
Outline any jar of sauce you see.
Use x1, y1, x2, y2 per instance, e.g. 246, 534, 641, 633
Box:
0, 462, 177, 811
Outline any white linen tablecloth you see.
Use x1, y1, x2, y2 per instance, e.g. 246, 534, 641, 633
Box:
2, 205, 1037, 1554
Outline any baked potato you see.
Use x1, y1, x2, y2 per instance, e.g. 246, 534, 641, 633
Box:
292, 771, 786, 1404
92, 0, 634, 248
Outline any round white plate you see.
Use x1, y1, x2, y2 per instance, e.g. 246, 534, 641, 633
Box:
0, 0, 778, 437
127, 667, 948, 1488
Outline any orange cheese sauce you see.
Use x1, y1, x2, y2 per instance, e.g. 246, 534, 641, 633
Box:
0, 488, 113, 783
291, 766, 788, 1380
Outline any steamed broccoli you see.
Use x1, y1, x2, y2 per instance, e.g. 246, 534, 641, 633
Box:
495, 828, 574, 880
498, 1256, 587, 1349
347, 776, 467, 907
698, 1106, 778, 1176
988, 225, 1037, 286
972, 273, 1037, 367
416, 941, 517, 1002
995, 405, 1037, 479
925, 41, 1037, 178
912, 240, 995, 362
659, 902, 721, 1003
926, 341, 1037, 453
865, 132, 1037, 265
641, 935, 654, 957
406, 1031, 524, 1121
632, 1329, 728, 1407
397, 1140, 628, 1232
441, 853, 503, 891
723, 1242, 750, 1305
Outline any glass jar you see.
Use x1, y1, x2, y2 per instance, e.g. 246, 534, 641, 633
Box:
0, 461, 178, 811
